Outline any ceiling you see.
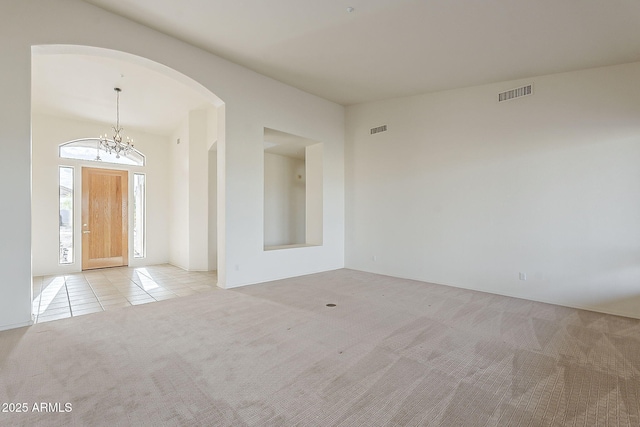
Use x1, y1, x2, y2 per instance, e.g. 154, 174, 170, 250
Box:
33, 1, 640, 136
32, 53, 210, 136
82, 0, 640, 106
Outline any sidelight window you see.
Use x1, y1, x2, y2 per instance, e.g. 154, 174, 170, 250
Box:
59, 166, 74, 264
133, 173, 146, 258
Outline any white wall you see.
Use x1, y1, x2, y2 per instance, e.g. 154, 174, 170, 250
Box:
264, 153, 305, 247
188, 109, 209, 271
169, 117, 190, 270
31, 113, 170, 276
346, 61, 640, 319
208, 148, 218, 270
306, 144, 324, 246
0, 0, 345, 330
207, 108, 218, 270
169, 109, 213, 271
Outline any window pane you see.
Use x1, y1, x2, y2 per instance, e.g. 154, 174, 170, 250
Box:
59, 167, 74, 264
133, 173, 146, 258
59, 138, 145, 166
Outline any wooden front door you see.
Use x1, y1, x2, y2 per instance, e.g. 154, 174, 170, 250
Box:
82, 168, 128, 270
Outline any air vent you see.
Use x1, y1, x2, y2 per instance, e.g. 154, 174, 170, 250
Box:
370, 125, 387, 135
498, 84, 532, 102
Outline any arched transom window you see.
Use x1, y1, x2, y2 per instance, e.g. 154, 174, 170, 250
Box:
59, 138, 145, 166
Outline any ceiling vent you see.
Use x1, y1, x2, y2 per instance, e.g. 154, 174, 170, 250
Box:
498, 84, 532, 103
370, 125, 387, 135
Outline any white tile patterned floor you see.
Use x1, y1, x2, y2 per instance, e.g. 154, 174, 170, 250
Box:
32, 264, 217, 323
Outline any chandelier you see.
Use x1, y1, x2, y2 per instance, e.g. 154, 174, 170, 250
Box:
99, 87, 134, 158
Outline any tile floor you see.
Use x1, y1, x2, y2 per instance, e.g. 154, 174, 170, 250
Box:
32, 264, 217, 323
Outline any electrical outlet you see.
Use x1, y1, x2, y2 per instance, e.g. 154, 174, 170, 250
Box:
519, 272, 527, 281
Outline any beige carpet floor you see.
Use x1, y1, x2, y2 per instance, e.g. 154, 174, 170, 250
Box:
0, 269, 639, 426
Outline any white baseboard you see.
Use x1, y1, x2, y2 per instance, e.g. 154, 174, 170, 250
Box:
0, 319, 34, 332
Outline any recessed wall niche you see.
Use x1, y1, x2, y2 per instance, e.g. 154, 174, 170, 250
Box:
264, 128, 323, 250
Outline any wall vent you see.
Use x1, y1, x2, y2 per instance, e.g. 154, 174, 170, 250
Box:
498, 84, 532, 102
370, 125, 387, 135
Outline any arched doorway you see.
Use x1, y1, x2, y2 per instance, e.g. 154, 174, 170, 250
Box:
31, 45, 225, 322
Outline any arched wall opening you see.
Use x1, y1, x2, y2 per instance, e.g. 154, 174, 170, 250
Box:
31, 45, 226, 288
1, 1, 345, 332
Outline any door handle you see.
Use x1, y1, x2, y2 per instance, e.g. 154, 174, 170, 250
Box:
83, 230, 91, 234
